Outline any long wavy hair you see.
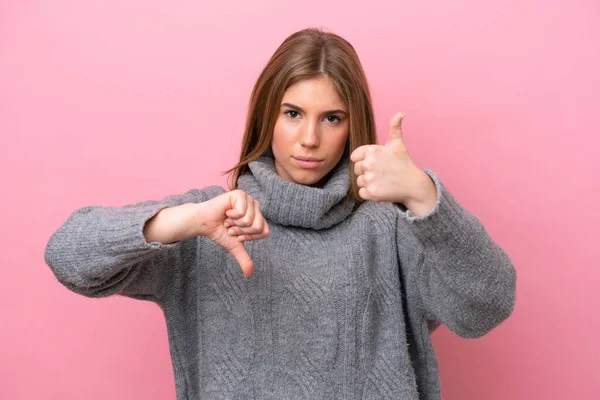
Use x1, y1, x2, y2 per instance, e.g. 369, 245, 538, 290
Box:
226, 28, 377, 202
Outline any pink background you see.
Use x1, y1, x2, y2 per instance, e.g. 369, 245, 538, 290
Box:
1, 0, 599, 399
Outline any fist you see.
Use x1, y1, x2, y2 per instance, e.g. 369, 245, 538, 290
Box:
350, 112, 437, 212
197, 190, 269, 278
350, 112, 416, 202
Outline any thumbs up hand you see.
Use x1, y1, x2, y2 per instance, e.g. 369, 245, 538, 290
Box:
350, 112, 438, 216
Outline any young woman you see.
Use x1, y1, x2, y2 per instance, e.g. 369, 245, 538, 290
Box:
45, 28, 516, 399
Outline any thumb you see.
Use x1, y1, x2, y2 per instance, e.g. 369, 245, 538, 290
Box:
227, 242, 254, 278
386, 112, 406, 145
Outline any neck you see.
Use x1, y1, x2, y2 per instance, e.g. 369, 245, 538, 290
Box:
236, 155, 356, 229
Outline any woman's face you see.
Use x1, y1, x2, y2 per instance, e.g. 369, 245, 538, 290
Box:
271, 75, 350, 187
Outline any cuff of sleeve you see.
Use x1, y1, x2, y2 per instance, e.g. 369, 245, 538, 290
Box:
97, 203, 179, 255
397, 169, 477, 243
403, 169, 443, 221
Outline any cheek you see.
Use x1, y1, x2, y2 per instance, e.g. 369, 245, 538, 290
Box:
326, 126, 349, 153
272, 118, 296, 150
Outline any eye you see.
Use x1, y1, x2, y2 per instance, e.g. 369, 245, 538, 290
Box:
285, 110, 300, 119
325, 115, 341, 124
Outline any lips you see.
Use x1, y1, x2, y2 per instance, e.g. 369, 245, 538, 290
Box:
293, 156, 323, 169
294, 156, 323, 162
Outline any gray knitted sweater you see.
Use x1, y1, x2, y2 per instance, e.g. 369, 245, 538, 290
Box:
44, 155, 516, 400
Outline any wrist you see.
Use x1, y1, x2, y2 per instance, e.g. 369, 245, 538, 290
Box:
403, 170, 437, 217
150, 203, 204, 243
188, 202, 210, 237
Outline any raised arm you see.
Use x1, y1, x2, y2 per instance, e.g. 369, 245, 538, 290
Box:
396, 170, 517, 338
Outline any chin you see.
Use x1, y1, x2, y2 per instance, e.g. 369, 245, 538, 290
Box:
292, 174, 323, 186
274, 158, 331, 187
287, 169, 326, 186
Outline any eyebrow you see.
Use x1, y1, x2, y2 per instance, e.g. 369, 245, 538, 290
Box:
281, 102, 347, 116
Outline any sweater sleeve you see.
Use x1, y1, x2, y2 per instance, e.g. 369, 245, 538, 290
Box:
44, 186, 225, 302
396, 170, 516, 338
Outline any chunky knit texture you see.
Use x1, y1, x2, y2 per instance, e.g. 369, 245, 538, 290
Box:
45, 155, 516, 399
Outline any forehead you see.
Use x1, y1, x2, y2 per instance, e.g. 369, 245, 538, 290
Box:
282, 76, 346, 110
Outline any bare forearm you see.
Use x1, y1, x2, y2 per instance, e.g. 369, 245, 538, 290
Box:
143, 203, 204, 244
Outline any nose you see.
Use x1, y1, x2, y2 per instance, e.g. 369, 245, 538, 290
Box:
299, 119, 320, 148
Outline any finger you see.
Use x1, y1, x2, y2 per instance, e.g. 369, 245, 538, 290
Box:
227, 224, 263, 236
358, 187, 371, 201
386, 112, 406, 144
227, 203, 269, 236
224, 217, 257, 229
350, 145, 369, 163
232, 195, 256, 227
237, 230, 270, 242
254, 205, 269, 236
354, 160, 364, 176
237, 215, 269, 242
226, 191, 247, 219
227, 243, 254, 278
357, 174, 365, 188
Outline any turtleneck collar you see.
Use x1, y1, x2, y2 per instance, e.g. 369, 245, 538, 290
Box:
237, 155, 356, 230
